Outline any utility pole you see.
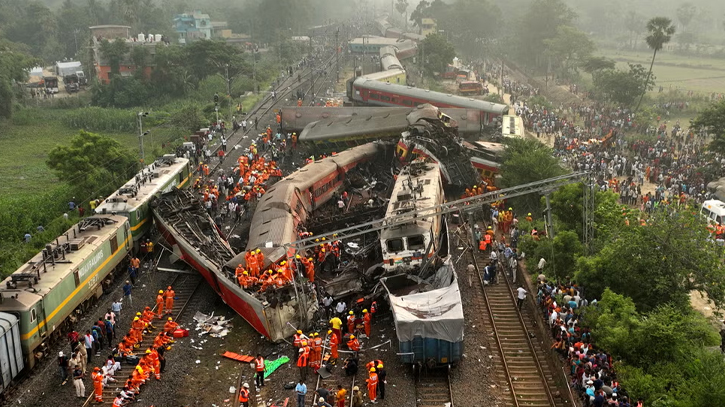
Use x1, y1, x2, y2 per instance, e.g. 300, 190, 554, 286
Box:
310, 29, 315, 99
335, 28, 340, 82
500, 59, 504, 97
137, 112, 149, 163
225, 64, 232, 121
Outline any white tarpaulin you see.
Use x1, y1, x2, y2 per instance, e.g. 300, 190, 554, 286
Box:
387, 259, 464, 343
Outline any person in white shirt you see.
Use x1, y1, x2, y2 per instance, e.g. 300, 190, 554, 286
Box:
516, 286, 527, 310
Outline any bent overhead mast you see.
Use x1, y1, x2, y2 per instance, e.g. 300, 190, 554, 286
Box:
287, 172, 593, 251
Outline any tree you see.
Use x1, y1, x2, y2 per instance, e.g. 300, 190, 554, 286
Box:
692, 99, 725, 155
676, 2, 697, 32
593, 63, 654, 108
543, 25, 595, 79
395, 0, 408, 29
634, 17, 675, 112
499, 138, 567, 214
47, 131, 139, 198
0, 39, 40, 118
517, 0, 576, 69
420, 33, 455, 76
581, 56, 615, 81
576, 210, 725, 312
409, 0, 430, 29
99, 38, 130, 78
623, 11, 645, 49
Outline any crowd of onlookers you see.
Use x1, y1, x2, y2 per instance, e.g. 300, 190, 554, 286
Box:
534, 280, 644, 407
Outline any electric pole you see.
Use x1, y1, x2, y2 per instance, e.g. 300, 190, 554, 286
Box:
335, 28, 340, 82
137, 112, 149, 163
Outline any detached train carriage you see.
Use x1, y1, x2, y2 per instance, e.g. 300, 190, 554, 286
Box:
95, 155, 191, 250
501, 114, 524, 138
348, 37, 417, 56
0, 215, 130, 368
299, 111, 410, 151
384, 257, 463, 367
0, 313, 23, 392
348, 78, 508, 125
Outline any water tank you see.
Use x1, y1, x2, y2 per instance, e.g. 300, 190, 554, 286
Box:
138, 33, 145, 42
155, 34, 162, 42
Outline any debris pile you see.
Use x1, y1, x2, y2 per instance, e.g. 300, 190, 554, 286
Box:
193, 311, 232, 338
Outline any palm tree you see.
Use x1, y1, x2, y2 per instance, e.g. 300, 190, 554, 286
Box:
635, 17, 675, 112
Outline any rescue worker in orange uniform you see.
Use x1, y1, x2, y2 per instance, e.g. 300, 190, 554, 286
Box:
362, 309, 371, 338
146, 348, 161, 380
141, 308, 155, 330
305, 257, 315, 282
163, 317, 179, 334
255, 249, 265, 272
347, 311, 355, 334
92, 367, 104, 402
254, 355, 265, 388
247, 254, 259, 278
131, 317, 145, 343
164, 286, 175, 315
156, 290, 164, 318
293, 330, 304, 361
297, 345, 309, 381
366, 367, 378, 402
347, 334, 360, 352
311, 332, 322, 372
238, 383, 250, 407
328, 329, 339, 363
238, 271, 258, 289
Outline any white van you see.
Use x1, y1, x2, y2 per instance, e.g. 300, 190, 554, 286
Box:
701, 200, 725, 225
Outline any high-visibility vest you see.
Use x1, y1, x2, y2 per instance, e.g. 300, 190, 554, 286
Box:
239, 388, 249, 402
255, 357, 265, 372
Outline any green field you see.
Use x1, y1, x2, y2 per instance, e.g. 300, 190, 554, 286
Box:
598, 48, 725, 94
0, 121, 135, 198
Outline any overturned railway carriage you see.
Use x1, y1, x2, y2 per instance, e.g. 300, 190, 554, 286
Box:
381, 162, 444, 271
0, 216, 130, 370
152, 143, 387, 341
348, 78, 508, 125
95, 155, 191, 250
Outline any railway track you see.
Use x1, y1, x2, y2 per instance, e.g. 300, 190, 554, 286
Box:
416, 369, 453, 407
84, 273, 203, 407
206, 49, 340, 175
468, 228, 565, 407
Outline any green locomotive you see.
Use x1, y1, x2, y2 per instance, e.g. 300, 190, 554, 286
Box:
0, 215, 131, 369
95, 155, 191, 251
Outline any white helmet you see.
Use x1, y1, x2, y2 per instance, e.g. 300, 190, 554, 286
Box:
243, 383, 250, 388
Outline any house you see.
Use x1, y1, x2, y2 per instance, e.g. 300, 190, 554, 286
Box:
420, 18, 437, 37
174, 11, 212, 43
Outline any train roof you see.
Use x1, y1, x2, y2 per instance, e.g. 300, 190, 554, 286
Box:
353, 78, 509, 114
350, 36, 414, 47
363, 69, 405, 82
95, 156, 189, 215
299, 111, 410, 141
0, 216, 128, 311
382, 162, 441, 239
245, 143, 384, 256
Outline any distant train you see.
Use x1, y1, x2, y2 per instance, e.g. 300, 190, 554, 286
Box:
375, 16, 426, 42
0, 215, 131, 376
381, 161, 444, 271
347, 77, 508, 125
348, 36, 417, 58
